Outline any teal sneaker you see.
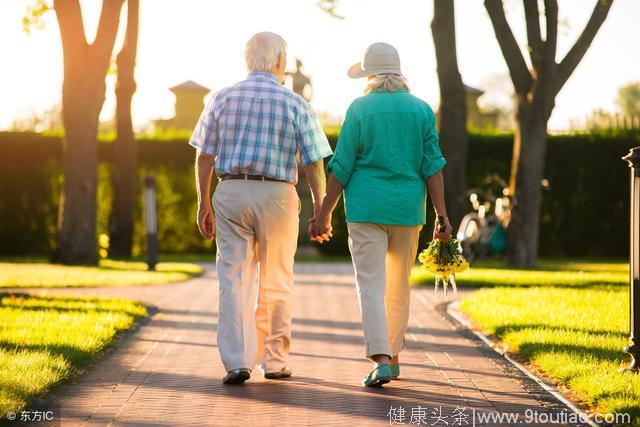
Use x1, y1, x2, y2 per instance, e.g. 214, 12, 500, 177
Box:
389, 364, 400, 379
362, 363, 393, 387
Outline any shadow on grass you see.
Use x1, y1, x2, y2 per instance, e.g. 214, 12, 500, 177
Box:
0, 339, 96, 368
493, 323, 627, 343
0, 293, 143, 317
412, 258, 627, 289
92, 262, 201, 275
515, 338, 639, 423
457, 258, 627, 272
0, 293, 147, 420
413, 277, 625, 290
490, 323, 626, 369
0, 257, 202, 275
488, 323, 640, 421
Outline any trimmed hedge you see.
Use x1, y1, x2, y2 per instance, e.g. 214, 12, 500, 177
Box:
0, 132, 213, 256
315, 130, 640, 258
0, 130, 638, 257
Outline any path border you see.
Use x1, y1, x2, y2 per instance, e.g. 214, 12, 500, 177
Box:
443, 300, 598, 427
27, 303, 159, 415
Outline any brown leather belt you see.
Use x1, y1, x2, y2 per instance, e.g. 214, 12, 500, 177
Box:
220, 173, 288, 183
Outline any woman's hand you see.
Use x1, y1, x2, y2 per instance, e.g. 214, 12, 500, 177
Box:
309, 214, 333, 243
433, 216, 452, 242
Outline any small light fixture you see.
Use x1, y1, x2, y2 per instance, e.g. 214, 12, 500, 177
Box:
143, 175, 158, 271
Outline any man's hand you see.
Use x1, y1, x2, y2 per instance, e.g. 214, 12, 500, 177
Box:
433, 216, 452, 242
197, 204, 215, 240
309, 214, 333, 243
195, 150, 215, 240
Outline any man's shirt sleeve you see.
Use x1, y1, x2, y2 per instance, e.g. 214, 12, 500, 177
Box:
296, 101, 333, 165
189, 92, 222, 156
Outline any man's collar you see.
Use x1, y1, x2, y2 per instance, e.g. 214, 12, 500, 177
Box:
248, 71, 279, 82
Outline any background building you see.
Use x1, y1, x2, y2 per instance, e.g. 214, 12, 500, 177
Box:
154, 81, 210, 131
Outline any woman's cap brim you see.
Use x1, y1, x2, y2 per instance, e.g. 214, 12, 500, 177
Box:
347, 62, 368, 79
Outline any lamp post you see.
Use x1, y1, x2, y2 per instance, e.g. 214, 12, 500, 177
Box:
143, 175, 158, 271
622, 147, 640, 371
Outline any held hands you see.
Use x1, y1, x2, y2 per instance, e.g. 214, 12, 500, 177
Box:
433, 215, 453, 242
308, 212, 333, 244
197, 203, 215, 240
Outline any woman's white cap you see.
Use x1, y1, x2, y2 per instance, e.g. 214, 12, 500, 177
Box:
347, 42, 402, 79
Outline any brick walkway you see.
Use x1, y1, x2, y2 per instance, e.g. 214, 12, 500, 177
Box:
27, 263, 567, 426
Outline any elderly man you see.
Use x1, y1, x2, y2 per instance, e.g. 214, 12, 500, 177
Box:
189, 32, 332, 384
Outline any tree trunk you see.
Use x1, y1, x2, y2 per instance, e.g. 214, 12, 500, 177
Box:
109, 0, 139, 258
483, 0, 613, 267
51, 0, 124, 265
51, 61, 106, 265
431, 0, 468, 230
506, 101, 548, 267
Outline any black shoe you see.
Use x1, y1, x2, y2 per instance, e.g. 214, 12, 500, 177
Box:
223, 368, 251, 384
264, 367, 292, 380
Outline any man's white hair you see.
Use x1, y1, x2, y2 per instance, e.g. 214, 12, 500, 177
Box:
245, 32, 287, 72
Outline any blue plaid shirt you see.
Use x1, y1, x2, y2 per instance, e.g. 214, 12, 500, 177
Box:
189, 72, 332, 184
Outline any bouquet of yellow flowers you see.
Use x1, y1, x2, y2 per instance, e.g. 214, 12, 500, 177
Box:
418, 238, 469, 298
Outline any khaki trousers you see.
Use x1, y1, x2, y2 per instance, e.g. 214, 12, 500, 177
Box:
347, 222, 422, 358
213, 180, 299, 373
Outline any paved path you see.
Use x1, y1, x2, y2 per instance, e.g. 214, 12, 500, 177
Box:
24, 263, 568, 426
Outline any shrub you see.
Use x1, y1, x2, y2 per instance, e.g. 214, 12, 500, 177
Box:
0, 133, 213, 256
0, 130, 638, 258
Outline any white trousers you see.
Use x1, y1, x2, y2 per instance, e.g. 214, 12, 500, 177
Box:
347, 222, 422, 358
213, 180, 299, 373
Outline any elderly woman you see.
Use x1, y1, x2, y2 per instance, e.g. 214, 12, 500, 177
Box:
311, 42, 452, 387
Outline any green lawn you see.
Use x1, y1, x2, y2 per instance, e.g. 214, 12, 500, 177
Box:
410, 258, 627, 288
452, 259, 639, 422
0, 293, 146, 418
0, 259, 202, 288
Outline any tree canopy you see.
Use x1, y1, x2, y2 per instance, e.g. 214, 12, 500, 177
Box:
617, 82, 640, 117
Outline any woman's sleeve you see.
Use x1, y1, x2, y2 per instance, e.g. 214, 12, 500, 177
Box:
420, 108, 447, 179
326, 107, 359, 185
